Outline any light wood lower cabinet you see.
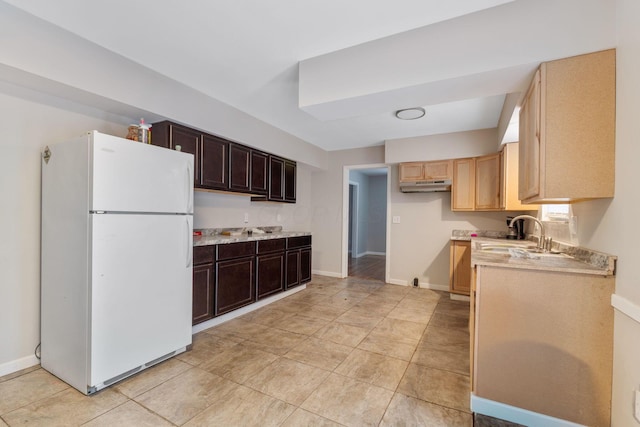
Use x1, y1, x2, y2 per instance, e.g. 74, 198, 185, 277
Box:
473, 265, 614, 426
449, 240, 471, 295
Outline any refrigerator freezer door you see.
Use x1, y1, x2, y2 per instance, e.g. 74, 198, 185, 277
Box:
89, 213, 192, 387
90, 132, 194, 214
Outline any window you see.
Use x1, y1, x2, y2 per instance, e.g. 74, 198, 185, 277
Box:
540, 204, 570, 222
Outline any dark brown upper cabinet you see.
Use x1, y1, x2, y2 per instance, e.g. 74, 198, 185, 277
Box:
269, 156, 285, 202
151, 121, 201, 186
284, 160, 296, 203
151, 121, 296, 202
229, 143, 251, 193
250, 150, 269, 196
201, 134, 229, 190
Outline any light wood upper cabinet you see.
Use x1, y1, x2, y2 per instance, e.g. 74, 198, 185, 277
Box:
399, 160, 452, 182
501, 143, 537, 211
519, 49, 615, 203
475, 153, 501, 211
452, 158, 475, 211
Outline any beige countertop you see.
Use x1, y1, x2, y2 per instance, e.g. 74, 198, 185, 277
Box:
470, 236, 616, 276
194, 229, 310, 247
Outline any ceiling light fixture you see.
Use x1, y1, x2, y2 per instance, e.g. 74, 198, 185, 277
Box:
395, 107, 426, 120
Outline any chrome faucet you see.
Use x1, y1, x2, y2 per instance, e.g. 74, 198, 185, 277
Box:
509, 214, 547, 251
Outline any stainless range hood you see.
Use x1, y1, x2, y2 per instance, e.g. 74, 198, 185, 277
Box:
399, 179, 452, 193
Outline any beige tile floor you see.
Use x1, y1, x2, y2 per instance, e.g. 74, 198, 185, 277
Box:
0, 275, 477, 427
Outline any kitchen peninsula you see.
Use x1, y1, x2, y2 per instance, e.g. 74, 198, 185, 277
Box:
468, 234, 616, 426
191, 227, 312, 331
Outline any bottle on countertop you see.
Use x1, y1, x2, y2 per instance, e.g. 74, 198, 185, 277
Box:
137, 118, 151, 144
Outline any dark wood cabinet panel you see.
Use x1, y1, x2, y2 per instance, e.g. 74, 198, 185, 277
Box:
201, 134, 229, 190
285, 250, 301, 289
251, 150, 269, 195
193, 263, 214, 324
257, 238, 286, 254
284, 161, 296, 203
217, 241, 256, 260
256, 252, 285, 300
300, 247, 312, 284
216, 257, 255, 316
229, 143, 251, 193
269, 156, 285, 201
193, 245, 214, 265
152, 121, 296, 202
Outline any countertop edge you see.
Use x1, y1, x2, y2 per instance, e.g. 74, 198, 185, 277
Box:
194, 231, 311, 247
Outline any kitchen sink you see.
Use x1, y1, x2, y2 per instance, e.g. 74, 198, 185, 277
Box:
476, 243, 568, 259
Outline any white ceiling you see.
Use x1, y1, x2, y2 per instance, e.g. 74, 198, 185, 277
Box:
4, 0, 616, 151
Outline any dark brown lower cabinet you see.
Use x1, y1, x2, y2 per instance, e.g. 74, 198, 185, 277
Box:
256, 253, 285, 299
216, 257, 255, 316
285, 236, 312, 289
192, 246, 215, 325
192, 237, 310, 323
192, 263, 214, 324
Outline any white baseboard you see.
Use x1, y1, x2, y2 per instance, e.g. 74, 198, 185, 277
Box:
450, 294, 471, 302
311, 270, 343, 278
611, 293, 640, 325
471, 394, 585, 427
192, 285, 306, 334
0, 354, 40, 378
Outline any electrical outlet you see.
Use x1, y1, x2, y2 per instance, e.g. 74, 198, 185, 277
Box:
634, 389, 640, 422
276, 213, 282, 222
392, 216, 400, 224
244, 213, 249, 223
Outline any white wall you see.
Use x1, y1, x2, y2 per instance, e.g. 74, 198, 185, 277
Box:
311, 147, 385, 276
0, 81, 314, 376
311, 136, 518, 288
193, 165, 312, 232
367, 175, 387, 254
0, 84, 130, 375
385, 128, 500, 163
571, 0, 640, 424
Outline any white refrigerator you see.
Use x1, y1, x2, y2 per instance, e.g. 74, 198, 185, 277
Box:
41, 131, 194, 394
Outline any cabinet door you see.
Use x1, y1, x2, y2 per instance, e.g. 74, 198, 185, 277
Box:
201, 134, 229, 190
284, 161, 296, 203
285, 250, 300, 289
519, 69, 541, 201
170, 125, 201, 186
449, 241, 471, 295
424, 160, 453, 180
192, 263, 214, 325
250, 150, 269, 195
501, 143, 538, 211
475, 153, 501, 210
399, 162, 425, 182
300, 247, 312, 284
215, 257, 255, 315
229, 143, 250, 193
269, 156, 285, 201
256, 253, 285, 300
452, 158, 475, 211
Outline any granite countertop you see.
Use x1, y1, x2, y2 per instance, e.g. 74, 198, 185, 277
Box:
193, 226, 311, 247
469, 236, 616, 277
451, 229, 509, 241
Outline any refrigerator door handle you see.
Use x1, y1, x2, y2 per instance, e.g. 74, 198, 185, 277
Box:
185, 165, 193, 213
185, 218, 192, 268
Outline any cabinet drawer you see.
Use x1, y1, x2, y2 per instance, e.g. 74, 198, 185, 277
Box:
257, 238, 286, 254
193, 245, 215, 265
216, 241, 256, 260
287, 235, 311, 249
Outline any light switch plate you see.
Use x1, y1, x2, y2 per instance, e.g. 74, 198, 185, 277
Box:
392, 216, 400, 224
244, 213, 249, 223
634, 389, 640, 422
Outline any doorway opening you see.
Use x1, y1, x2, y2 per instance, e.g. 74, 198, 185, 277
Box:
342, 165, 390, 282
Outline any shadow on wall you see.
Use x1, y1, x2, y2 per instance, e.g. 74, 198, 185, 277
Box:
422, 240, 451, 287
